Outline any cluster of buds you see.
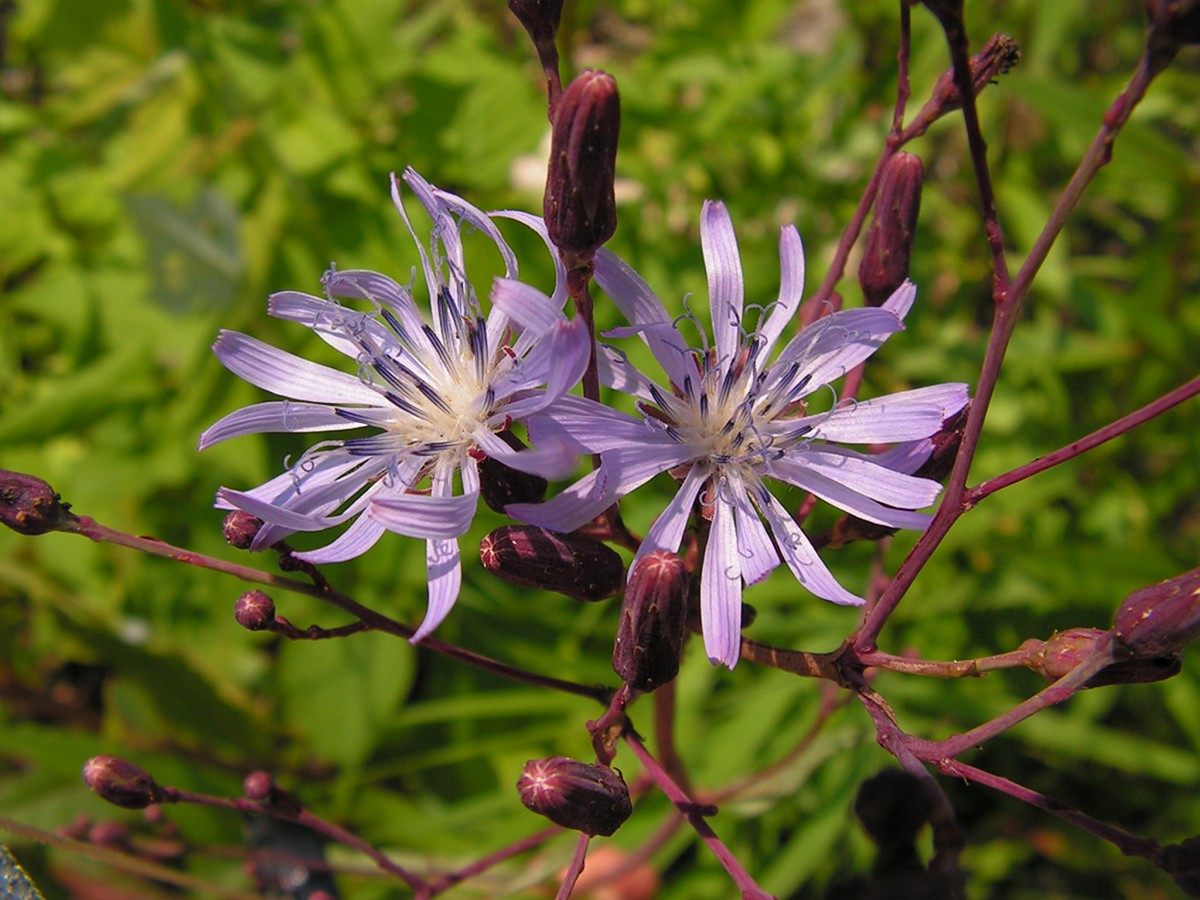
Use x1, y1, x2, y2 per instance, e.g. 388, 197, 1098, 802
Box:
518, 755, 632, 836
481, 525, 624, 602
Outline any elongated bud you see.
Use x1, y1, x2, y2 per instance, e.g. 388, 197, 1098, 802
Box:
545, 70, 620, 264
903, 34, 1021, 140
223, 510, 264, 549
1023, 628, 1181, 688
83, 756, 163, 809
1114, 568, 1200, 658
478, 430, 548, 513
613, 551, 689, 691
0, 469, 72, 535
235, 590, 277, 631
518, 756, 632, 836
859, 153, 924, 307
481, 525, 624, 602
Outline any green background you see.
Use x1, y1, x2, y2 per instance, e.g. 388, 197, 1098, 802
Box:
1, 0, 1198, 896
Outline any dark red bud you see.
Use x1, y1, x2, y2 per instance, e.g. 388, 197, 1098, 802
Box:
478, 430, 548, 513
518, 756, 632, 836
1113, 568, 1200, 658
912, 404, 969, 483
223, 510, 264, 549
854, 769, 934, 849
859, 152, 924, 307
83, 756, 163, 809
235, 591, 277, 631
481, 525, 624, 602
545, 70, 620, 264
613, 551, 689, 691
0, 469, 72, 535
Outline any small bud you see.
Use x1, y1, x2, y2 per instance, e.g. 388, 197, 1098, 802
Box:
88, 821, 130, 848
859, 152, 924, 307
235, 591, 277, 631
544, 70, 620, 264
518, 756, 632, 836
83, 756, 163, 809
481, 525, 624, 602
1114, 568, 1200, 658
223, 510, 264, 549
613, 551, 689, 691
904, 34, 1021, 140
0, 469, 72, 535
243, 770, 275, 803
478, 430, 548, 513
1024, 628, 1112, 681
854, 769, 934, 849
508, 0, 564, 48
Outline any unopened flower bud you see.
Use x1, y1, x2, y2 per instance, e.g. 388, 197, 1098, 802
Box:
1114, 568, 1200, 658
223, 510, 264, 549
904, 34, 1021, 140
912, 405, 969, 483
518, 756, 632, 836
243, 770, 275, 803
0, 469, 71, 535
235, 591, 277, 631
478, 430, 548, 513
83, 756, 163, 809
613, 551, 689, 691
1023, 628, 1111, 680
545, 70, 620, 264
859, 152, 924, 307
481, 525, 624, 602
854, 769, 934, 849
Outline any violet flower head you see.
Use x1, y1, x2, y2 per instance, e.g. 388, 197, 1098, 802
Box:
199, 168, 589, 642
510, 200, 969, 667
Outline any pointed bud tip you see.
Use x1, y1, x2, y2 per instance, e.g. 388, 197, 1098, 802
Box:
518, 756, 633, 836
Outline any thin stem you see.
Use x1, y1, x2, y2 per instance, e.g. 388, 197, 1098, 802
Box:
968, 374, 1200, 504
623, 732, 775, 900
554, 834, 591, 900
423, 827, 559, 897
653, 679, 691, 794
858, 645, 1037, 678
738, 638, 840, 680
935, 759, 1162, 860
65, 514, 609, 703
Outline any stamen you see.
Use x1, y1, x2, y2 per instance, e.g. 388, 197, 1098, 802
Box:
415, 380, 454, 415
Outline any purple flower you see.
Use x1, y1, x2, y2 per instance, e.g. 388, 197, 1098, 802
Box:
510, 200, 968, 667
199, 168, 590, 642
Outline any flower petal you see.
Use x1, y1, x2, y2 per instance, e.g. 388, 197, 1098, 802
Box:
701, 200, 745, 375
756, 488, 862, 607
728, 472, 780, 585
700, 491, 743, 668
755, 225, 805, 357
797, 383, 969, 443
490, 277, 565, 336
633, 463, 709, 567
773, 448, 944, 510
412, 537, 461, 643
294, 513, 388, 564
198, 401, 365, 449
213, 331, 383, 405
368, 489, 478, 539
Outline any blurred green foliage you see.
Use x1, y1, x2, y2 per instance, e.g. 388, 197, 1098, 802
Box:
1, 0, 1198, 896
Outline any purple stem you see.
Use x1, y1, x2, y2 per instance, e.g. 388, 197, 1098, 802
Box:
422, 827, 560, 897
64, 514, 609, 702
623, 732, 775, 899
160, 785, 425, 892
554, 833, 591, 900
